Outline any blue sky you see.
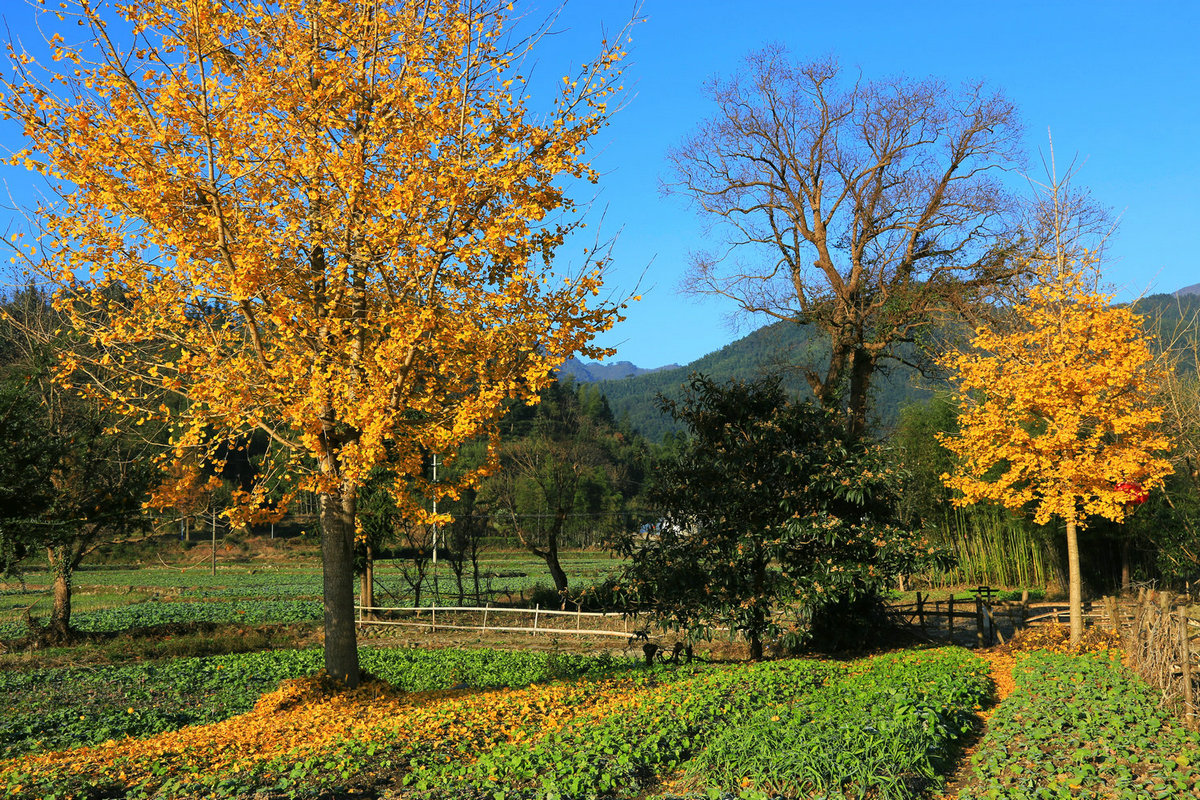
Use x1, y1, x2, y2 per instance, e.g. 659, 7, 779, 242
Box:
2, 1, 1197, 368
539, 0, 1200, 367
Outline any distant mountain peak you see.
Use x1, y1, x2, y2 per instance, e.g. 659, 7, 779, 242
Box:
1175, 283, 1200, 297
557, 357, 680, 383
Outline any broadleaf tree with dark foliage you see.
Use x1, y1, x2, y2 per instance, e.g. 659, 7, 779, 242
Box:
618, 374, 944, 658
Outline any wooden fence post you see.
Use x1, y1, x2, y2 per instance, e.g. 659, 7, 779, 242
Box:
1138, 592, 1150, 661
1157, 593, 1172, 664
916, 592, 926, 635
1183, 610, 1195, 730
482, 602, 490, 633
975, 596, 984, 647
947, 596, 955, 640
533, 604, 540, 633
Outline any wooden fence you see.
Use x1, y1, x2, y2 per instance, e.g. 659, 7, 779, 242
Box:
885, 588, 1020, 647
360, 588, 1086, 650
892, 587, 1200, 730
1114, 590, 1198, 730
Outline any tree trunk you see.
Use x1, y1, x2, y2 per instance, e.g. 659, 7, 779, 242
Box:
543, 518, 569, 597
320, 485, 361, 687
360, 542, 375, 621
544, 554, 566, 597
749, 560, 766, 660
471, 537, 482, 601
749, 629, 763, 661
846, 346, 875, 441
47, 545, 72, 636
1121, 537, 1132, 595
811, 337, 849, 416
1066, 515, 1083, 647
453, 558, 466, 605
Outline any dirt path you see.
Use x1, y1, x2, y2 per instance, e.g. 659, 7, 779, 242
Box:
938, 648, 1017, 798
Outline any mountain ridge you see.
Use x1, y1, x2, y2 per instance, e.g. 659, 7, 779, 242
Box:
571, 288, 1200, 441
557, 357, 680, 383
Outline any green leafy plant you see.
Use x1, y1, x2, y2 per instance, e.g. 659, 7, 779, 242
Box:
959, 651, 1200, 798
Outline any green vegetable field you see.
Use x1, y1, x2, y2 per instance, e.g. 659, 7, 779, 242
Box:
953, 650, 1200, 798
0, 554, 623, 640
6, 562, 1200, 798
2, 646, 993, 799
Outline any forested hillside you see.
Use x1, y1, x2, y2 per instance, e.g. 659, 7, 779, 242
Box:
1139, 292, 1200, 367
593, 321, 931, 440
591, 292, 1200, 441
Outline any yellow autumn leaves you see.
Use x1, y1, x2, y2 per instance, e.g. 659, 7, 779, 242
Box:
0, 0, 630, 527
5, 671, 647, 797
939, 255, 1172, 527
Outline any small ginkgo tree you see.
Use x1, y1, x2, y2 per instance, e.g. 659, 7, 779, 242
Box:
0, 0, 630, 685
939, 255, 1172, 645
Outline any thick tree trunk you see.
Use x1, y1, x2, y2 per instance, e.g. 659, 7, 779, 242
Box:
811, 337, 850, 414
811, 336, 875, 441
545, 555, 569, 597
846, 347, 876, 441
1066, 516, 1083, 647
320, 486, 361, 687
749, 560, 766, 660
47, 545, 72, 636
749, 630, 763, 661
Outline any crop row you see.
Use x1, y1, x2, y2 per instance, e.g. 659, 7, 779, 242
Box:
1, 647, 990, 800
408, 648, 989, 800
0, 599, 325, 640
2, 561, 621, 637
0, 646, 627, 759
7, 556, 618, 596
2, 570, 325, 614
958, 650, 1200, 798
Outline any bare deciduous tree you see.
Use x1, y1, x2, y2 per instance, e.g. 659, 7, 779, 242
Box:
1156, 303, 1200, 492
666, 49, 1028, 438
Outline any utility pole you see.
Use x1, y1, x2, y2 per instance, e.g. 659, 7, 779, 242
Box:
211, 507, 217, 576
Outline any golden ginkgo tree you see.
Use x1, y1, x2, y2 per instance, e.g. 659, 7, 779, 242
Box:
939, 255, 1172, 646
0, 0, 631, 685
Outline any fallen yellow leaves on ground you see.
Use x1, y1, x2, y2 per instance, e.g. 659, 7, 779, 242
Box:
1001, 623, 1123, 656
3, 671, 648, 795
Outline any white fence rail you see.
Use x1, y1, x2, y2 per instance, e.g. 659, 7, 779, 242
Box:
355, 604, 641, 640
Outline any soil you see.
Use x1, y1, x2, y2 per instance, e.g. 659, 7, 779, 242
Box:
0, 621, 324, 669
1, 612, 754, 671
357, 623, 754, 662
